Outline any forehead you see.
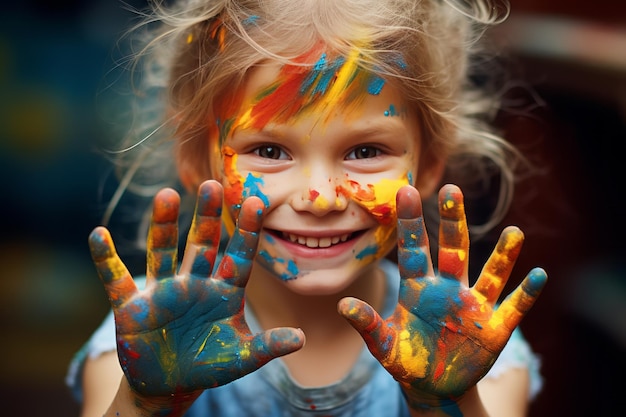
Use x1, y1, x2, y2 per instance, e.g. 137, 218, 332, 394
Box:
234, 45, 406, 130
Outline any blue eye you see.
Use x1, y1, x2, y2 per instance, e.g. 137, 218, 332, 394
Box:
254, 145, 290, 160
346, 146, 382, 160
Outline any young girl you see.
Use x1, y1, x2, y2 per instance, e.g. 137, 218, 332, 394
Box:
67, 0, 547, 416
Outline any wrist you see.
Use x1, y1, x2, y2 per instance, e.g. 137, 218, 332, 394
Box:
401, 384, 488, 417
106, 377, 202, 417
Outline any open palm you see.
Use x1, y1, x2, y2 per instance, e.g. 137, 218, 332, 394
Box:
88, 180, 304, 397
338, 184, 547, 402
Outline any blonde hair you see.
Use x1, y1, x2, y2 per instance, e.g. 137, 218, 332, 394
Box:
104, 0, 528, 237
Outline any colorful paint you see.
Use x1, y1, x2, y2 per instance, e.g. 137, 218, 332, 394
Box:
337, 185, 547, 416
230, 43, 387, 134
88, 190, 304, 402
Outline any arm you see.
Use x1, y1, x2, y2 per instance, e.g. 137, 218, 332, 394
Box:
478, 367, 530, 417
338, 184, 546, 417
81, 352, 123, 417
82, 180, 304, 417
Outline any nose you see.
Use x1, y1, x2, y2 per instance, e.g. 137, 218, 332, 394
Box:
290, 164, 348, 216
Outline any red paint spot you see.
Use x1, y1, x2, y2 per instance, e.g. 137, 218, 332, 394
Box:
435, 331, 447, 382
444, 321, 459, 333
371, 204, 393, 224
434, 361, 445, 381
309, 189, 320, 201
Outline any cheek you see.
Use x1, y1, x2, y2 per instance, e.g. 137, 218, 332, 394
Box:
221, 146, 245, 215
221, 146, 272, 221
341, 175, 411, 225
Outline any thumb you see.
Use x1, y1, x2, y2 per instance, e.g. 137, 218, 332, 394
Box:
248, 327, 305, 366
338, 297, 393, 357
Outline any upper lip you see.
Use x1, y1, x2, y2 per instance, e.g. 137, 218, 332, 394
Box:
266, 228, 359, 238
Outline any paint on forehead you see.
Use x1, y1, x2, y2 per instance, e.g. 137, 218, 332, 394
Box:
384, 104, 400, 117
234, 44, 387, 132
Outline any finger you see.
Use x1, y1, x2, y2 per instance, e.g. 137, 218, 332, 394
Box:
473, 226, 524, 304
214, 196, 265, 287
438, 184, 469, 283
146, 188, 180, 282
180, 180, 224, 277
490, 267, 547, 332
396, 185, 432, 280
337, 297, 394, 357
88, 226, 137, 308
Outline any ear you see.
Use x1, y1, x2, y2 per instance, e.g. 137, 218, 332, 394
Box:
414, 156, 445, 199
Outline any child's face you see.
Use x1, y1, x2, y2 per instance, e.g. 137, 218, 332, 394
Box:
211, 49, 425, 294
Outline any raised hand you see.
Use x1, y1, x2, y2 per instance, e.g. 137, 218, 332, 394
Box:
338, 184, 546, 407
88, 180, 304, 398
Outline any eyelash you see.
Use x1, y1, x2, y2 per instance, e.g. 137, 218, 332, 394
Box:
251, 144, 384, 160
252, 144, 291, 160
345, 146, 383, 160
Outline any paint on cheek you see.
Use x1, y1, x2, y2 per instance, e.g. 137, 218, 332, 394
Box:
257, 235, 300, 281
344, 176, 408, 261
354, 223, 396, 262
258, 250, 299, 281
222, 146, 245, 211
355, 245, 378, 260
243, 172, 270, 207
342, 176, 409, 224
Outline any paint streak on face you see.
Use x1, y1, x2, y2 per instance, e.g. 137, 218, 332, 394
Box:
343, 175, 411, 262
210, 44, 420, 287
340, 177, 409, 225
215, 44, 400, 227
258, 234, 301, 281
222, 145, 270, 217
221, 146, 244, 213
234, 44, 386, 132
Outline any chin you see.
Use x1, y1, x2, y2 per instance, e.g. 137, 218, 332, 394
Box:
260, 258, 381, 297
283, 269, 360, 296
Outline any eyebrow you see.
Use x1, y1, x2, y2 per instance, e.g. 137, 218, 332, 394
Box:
254, 116, 412, 143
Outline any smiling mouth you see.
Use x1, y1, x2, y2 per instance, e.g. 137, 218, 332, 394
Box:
270, 230, 365, 248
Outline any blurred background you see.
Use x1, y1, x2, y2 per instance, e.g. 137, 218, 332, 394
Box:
0, 0, 624, 415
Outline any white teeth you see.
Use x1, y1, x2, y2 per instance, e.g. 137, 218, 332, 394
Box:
319, 237, 331, 248
281, 232, 352, 248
